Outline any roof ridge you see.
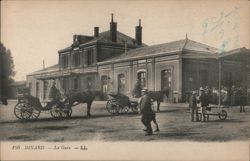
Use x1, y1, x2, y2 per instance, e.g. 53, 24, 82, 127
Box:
186, 39, 219, 50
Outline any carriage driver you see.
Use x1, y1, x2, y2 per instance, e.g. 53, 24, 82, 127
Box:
47, 80, 62, 108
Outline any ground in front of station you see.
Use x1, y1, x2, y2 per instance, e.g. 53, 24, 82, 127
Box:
0, 100, 249, 142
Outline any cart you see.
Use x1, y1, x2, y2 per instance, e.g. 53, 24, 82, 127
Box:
197, 106, 228, 121
14, 88, 72, 121
106, 93, 138, 114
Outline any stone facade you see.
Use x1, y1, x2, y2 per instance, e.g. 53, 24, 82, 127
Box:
26, 16, 250, 103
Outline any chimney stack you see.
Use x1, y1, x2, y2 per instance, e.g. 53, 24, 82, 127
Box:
110, 13, 117, 42
94, 27, 99, 37
73, 35, 78, 43
135, 19, 142, 46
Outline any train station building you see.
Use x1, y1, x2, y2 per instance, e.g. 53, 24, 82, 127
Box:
27, 15, 250, 103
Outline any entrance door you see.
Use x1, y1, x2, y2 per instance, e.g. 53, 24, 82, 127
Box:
161, 69, 172, 102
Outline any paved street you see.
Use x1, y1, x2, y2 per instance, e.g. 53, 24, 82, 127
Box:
0, 100, 249, 141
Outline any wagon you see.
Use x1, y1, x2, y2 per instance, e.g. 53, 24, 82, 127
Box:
197, 106, 228, 121
106, 93, 138, 114
14, 88, 72, 121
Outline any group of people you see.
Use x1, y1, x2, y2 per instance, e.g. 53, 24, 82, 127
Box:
189, 87, 209, 122
189, 85, 249, 122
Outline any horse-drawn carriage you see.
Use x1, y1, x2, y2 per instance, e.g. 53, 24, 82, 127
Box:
14, 87, 72, 120
106, 93, 139, 114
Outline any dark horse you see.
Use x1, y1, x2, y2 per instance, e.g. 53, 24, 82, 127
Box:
147, 90, 169, 112
65, 90, 104, 117
0, 96, 8, 105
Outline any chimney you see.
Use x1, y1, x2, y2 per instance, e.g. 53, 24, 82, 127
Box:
94, 27, 99, 37
135, 19, 142, 46
110, 13, 117, 42
73, 35, 78, 42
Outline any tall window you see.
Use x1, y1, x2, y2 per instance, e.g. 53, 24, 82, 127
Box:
62, 54, 68, 68
137, 71, 146, 89
87, 77, 93, 90
43, 81, 48, 99
73, 52, 80, 67
87, 49, 94, 65
36, 82, 40, 98
161, 69, 172, 91
101, 75, 108, 93
118, 74, 126, 94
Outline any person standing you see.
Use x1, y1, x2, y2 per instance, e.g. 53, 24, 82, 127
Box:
138, 88, 155, 136
189, 91, 198, 121
238, 87, 247, 112
199, 87, 208, 122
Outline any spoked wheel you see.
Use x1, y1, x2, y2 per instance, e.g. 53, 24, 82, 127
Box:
50, 105, 62, 118
119, 105, 130, 114
14, 103, 33, 120
29, 109, 41, 119
106, 99, 119, 114
61, 108, 72, 118
130, 101, 138, 113
219, 110, 227, 120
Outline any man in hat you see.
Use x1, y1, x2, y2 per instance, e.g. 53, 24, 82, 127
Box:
189, 90, 198, 121
47, 81, 61, 108
138, 88, 155, 136
199, 87, 209, 121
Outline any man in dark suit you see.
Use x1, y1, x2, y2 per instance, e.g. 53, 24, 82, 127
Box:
189, 91, 198, 121
138, 88, 155, 136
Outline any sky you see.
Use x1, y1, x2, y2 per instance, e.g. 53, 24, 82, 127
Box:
1, 0, 249, 81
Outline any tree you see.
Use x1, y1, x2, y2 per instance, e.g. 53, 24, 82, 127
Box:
0, 42, 15, 98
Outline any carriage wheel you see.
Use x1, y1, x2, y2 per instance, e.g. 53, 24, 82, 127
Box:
219, 110, 227, 120
106, 99, 119, 114
29, 109, 41, 119
50, 105, 62, 118
130, 105, 138, 113
119, 106, 130, 113
61, 108, 72, 118
130, 102, 138, 113
14, 103, 33, 120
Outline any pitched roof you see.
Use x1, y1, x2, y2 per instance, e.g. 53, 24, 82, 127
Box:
98, 38, 220, 64
28, 64, 59, 75
59, 30, 146, 53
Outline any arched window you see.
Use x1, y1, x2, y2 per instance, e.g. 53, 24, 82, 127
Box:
137, 71, 146, 89
118, 74, 126, 94
101, 75, 108, 93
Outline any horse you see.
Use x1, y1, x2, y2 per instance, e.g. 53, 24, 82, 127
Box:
0, 96, 8, 105
65, 90, 104, 117
147, 90, 169, 112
